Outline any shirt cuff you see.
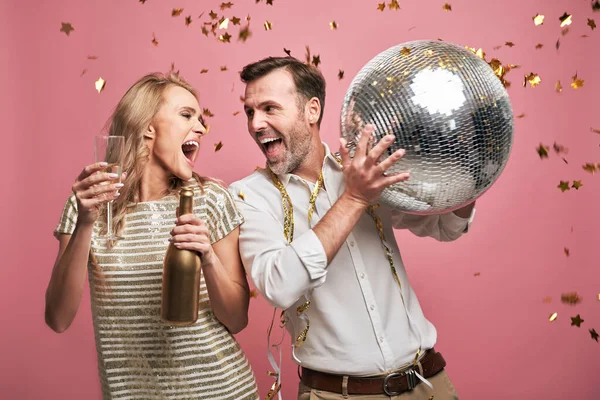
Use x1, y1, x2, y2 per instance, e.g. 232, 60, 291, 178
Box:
441, 207, 476, 233
290, 229, 328, 280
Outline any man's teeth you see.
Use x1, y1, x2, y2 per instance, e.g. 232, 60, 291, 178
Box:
260, 138, 280, 144
183, 141, 199, 148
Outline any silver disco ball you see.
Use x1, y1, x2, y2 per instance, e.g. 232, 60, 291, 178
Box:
340, 40, 514, 215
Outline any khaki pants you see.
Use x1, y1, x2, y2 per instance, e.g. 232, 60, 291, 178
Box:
298, 370, 459, 400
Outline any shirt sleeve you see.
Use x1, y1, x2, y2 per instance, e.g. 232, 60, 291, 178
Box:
54, 194, 78, 238
390, 207, 475, 242
202, 181, 245, 244
228, 181, 328, 310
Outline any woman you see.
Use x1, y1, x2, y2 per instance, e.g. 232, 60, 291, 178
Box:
45, 72, 259, 399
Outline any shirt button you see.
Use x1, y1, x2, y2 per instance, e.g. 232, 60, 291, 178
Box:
349, 241, 355, 247
360, 273, 365, 279
379, 336, 384, 343
370, 305, 375, 311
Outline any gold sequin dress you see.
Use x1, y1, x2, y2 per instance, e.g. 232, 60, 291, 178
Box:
55, 180, 259, 400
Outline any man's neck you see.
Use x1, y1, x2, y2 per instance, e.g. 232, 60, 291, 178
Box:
291, 141, 326, 184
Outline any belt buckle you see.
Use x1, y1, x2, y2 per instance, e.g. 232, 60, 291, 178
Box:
382, 368, 417, 396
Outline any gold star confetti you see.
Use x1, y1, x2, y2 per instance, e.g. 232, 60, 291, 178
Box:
590, 329, 599, 342
377, 2, 385, 11
185, 16, 192, 26
95, 77, 106, 93
555, 81, 562, 92
572, 180, 582, 190
233, 111, 240, 116
329, 21, 338, 30
516, 113, 525, 119
266, 0, 273, 4
582, 163, 599, 174
338, 70, 344, 80
87, 55, 98, 60
487, 59, 517, 88
220, 66, 228, 71
556, 39, 561, 50
172, 8, 183, 17
238, 190, 246, 200
558, 181, 570, 192
151, 33, 158, 46
571, 73, 584, 89
588, 19, 597, 30
388, 0, 400, 10
549, 312, 558, 322
219, 32, 232, 42
561, 27, 570, 36
505, 41, 515, 47
533, 14, 544, 26
312, 55, 321, 68
220, 2, 233, 10
591, 128, 600, 134
200, 69, 208, 74
535, 43, 543, 49
542, 296, 552, 303
219, 17, 229, 29
524, 73, 541, 87
214, 141, 223, 152
239, 25, 252, 42
249, 289, 258, 298
559, 12, 572, 28
594, 1, 600, 12
264, 21, 272, 30
561, 292, 582, 305
139, 0, 146, 3
443, 3, 452, 11
400, 46, 411, 56
553, 142, 568, 155
564, 247, 570, 257
536, 144, 549, 159
60, 22, 74, 36
473, 272, 480, 277
231, 16, 241, 25
571, 315, 584, 327
209, 10, 218, 19
202, 109, 214, 118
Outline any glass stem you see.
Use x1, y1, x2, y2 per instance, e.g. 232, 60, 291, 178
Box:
107, 200, 113, 237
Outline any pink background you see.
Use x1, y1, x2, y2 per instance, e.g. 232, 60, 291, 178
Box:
1, 0, 599, 398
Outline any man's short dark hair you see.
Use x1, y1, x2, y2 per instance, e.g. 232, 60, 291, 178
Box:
240, 56, 326, 127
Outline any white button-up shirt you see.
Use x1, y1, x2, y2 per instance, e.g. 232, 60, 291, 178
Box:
229, 143, 474, 375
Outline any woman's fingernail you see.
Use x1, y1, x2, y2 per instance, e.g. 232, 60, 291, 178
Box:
113, 192, 121, 198
115, 183, 124, 188
174, 243, 181, 248
108, 173, 119, 179
99, 162, 108, 167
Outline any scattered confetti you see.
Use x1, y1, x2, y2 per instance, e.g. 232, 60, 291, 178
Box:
231, 16, 241, 25
80, 69, 87, 77
564, 247, 570, 257
264, 21, 272, 30
214, 142, 223, 152
443, 3, 452, 11
571, 73, 584, 89
220, 66, 228, 71
533, 14, 545, 26
233, 111, 240, 116
312, 55, 321, 68
338, 70, 344, 80
556, 39, 561, 50
571, 315, 584, 327
542, 297, 552, 303
591, 128, 600, 134
388, 0, 400, 10
220, 2, 234, 10
594, 1, 600, 12
588, 19, 596, 30
152, 33, 158, 46
516, 113, 525, 119
559, 12, 572, 28
572, 180, 583, 190
250, 289, 258, 298
557, 181, 570, 192
535, 43, 544, 49
555, 81, 563, 92
172, 8, 183, 17
60, 22, 74, 36
329, 21, 338, 30
200, 69, 209, 74
139, 0, 146, 3
219, 32, 232, 42
209, 10, 218, 19
266, 0, 273, 5
591, 329, 599, 342
202, 109, 214, 118
473, 272, 480, 277
505, 41, 515, 47
553, 142, 568, 155
561, 27, 570, 36
549, 312, 558, 322
400, 46, 411, 56
561, 292, 582, 305
95, 77, 106, 93
582, 163, 600, 174
87, 55, 98, 60
238, 190, 246, 200
185, 16, 192, 26
377, 2, 385, 11
239, 25, 252, 42
524, 73, 541, 88
536, 144, 549, 159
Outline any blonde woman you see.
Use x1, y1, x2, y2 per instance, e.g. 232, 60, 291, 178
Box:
45, 72, 259, 400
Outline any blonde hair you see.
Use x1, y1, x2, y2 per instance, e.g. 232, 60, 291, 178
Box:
100, 72, 206, 238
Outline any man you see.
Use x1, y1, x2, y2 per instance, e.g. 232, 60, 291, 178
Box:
229, 56, 475, 400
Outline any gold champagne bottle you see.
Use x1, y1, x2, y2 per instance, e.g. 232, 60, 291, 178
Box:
161, 186, 201, 325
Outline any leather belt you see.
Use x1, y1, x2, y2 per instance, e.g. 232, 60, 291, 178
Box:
301, 349, 446, 395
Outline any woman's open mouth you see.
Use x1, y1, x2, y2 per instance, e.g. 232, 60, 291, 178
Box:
182, 140, 200, 165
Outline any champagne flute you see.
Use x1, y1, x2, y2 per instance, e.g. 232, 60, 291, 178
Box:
94, 135, 125, 241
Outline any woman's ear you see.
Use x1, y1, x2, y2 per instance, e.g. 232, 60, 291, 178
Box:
144, 123, 156, 139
